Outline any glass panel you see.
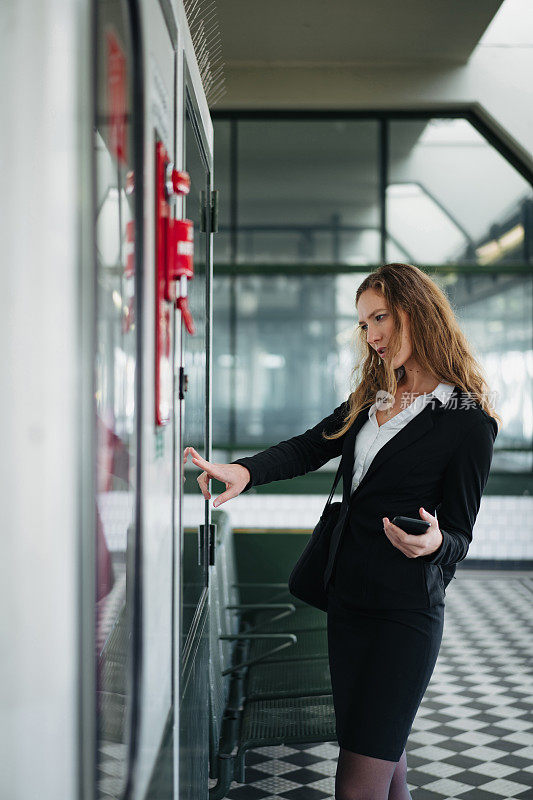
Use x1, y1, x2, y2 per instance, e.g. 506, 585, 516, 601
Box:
232, 274, 364, 445
94, 4, 137, 796
387, 118, 533, 266
213, 119, 231, 264
433, 271, 532, 471
237, 120, 380, 265
224, 270, 532, 474
212, 276, 232, 446
181, 102, 208, 650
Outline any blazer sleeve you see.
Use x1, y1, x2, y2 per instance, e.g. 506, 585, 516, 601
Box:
229, 400, 349, 493
421, 416, 498, 567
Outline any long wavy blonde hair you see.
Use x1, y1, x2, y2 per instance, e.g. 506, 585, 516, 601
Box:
323, 262, 501, 440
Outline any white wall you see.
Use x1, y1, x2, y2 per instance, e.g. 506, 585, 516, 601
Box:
0, 1, 93, 798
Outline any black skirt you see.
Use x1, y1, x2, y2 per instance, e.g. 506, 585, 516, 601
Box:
326, 591, 445, 762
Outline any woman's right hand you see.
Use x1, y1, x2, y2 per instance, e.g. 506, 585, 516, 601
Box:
182, 446, 251, 508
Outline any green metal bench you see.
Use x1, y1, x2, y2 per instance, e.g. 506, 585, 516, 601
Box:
212, 511, 331, 683
248, 628, 328, 662
208, 514, 336, 799
251, 605, 327, 632
245, 657, 331, 701
212, 509, 326, 624
208, 567, 336, 799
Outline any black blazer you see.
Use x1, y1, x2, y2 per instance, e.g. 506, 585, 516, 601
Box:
231, 386, 498, 609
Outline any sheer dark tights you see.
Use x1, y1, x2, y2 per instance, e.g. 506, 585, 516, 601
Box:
335, 747, 411, 800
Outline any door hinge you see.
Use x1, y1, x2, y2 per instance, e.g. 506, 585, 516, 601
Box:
208, 523, 217, 566
210, 189, 219, 233
178, 366, 188, 400
200, 189, 219, 233
198, 524, 205, 567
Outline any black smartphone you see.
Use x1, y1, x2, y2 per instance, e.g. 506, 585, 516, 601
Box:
391, 516, 430, 535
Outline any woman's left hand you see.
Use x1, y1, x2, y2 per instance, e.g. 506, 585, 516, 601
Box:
382, 507, 443, 559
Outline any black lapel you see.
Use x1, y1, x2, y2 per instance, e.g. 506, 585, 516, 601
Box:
341, 385, 458, 503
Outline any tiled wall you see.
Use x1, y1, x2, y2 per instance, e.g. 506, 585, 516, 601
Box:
98, 491, 533, 559
471, 496, 533, 559
224, 495, 533, 561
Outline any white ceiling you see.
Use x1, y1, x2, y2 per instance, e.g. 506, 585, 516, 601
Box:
216, 0, 504, 65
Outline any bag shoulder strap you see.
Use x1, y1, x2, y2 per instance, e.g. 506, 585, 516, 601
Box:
324, 460, 343, 509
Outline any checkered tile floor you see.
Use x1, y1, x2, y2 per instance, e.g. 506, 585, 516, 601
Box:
218, 574, 533, 800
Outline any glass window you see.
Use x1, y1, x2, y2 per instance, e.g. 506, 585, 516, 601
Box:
213, 119, 231, 263
212, 275, 232, 447
387, 118, 533, 266
221, 270, 533, 469
236, 120, 380, 265
433, 271, 532, 471
212, 115, 532, 472
229, 274, 362, 445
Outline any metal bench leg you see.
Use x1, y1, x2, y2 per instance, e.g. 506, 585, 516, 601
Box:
236, 751, 246, 784
208, 755, 234, 800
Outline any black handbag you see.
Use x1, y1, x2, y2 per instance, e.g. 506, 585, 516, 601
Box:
288, 462, 343, 612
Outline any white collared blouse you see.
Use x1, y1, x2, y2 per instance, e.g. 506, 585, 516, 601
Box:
351, 382, 456, 496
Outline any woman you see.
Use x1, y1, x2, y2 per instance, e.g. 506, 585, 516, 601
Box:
184, 263, 500, 800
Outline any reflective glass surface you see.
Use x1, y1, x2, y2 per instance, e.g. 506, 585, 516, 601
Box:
432, 271, 533, 471
213, 274, 364, 445
94, 3, 137, 795
212, 276, 232, 445
213, 119, 231, 263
